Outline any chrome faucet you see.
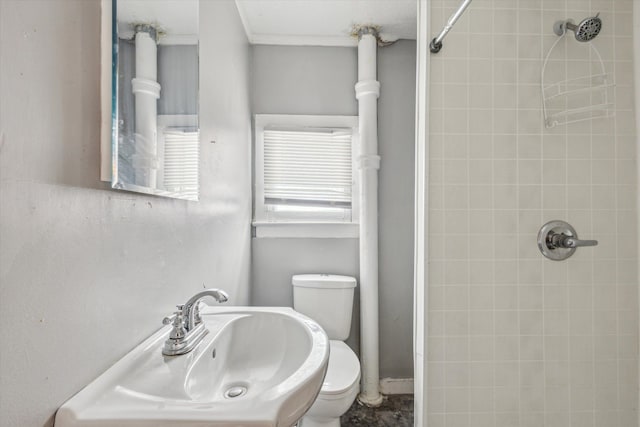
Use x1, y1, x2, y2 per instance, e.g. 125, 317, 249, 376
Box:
183, 289, 229, 331
162, 288, 229, 356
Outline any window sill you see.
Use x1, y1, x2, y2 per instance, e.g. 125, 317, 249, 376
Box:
252, 222, 359, 239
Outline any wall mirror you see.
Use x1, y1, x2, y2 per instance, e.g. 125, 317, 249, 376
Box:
108, 0, 200, 201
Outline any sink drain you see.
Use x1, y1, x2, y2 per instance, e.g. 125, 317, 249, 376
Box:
224, 386, 247, 399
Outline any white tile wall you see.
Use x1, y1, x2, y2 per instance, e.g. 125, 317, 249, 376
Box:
427, 0, 638, 425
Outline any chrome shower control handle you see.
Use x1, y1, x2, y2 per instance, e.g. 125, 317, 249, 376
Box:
538, 220, 598, 261
548, 232, 598, 249
559, 236, 598, 248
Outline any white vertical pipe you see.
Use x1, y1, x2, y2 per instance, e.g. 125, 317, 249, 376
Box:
132, 28, 161, 188
355, 30, 383, 407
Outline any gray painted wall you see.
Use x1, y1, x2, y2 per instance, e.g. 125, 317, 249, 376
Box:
251, 45, 358, 116
250, 41, 416, 379
0, 1, 251, 425
377, 40, 416, 379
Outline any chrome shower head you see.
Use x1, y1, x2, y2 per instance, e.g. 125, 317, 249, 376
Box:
554, 13, 602, 42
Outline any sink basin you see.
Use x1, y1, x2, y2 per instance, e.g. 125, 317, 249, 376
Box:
55, 307, 329, 427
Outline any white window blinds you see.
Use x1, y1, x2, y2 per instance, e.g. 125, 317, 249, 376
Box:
163, 129, 199, 199
263, 128, 353, 208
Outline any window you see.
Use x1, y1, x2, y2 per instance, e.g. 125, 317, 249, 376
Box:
157, 115, 199, 200
254, 114, 359, 238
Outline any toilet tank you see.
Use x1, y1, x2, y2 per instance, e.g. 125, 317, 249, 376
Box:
292, 274, 357, 341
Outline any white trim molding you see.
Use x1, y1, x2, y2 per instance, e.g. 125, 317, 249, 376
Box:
413, 0, 430, 424
252, 222, 359, 239
250, 33, 359, 47
379, 378, 415, 395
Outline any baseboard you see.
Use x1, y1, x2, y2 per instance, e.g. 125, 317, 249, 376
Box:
379, 378, 414, 395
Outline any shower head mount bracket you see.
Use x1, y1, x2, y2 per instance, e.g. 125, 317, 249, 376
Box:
553, 19, 573, 37
553, 13, 602, 42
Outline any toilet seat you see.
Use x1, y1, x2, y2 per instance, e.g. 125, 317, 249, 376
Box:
319, 341, 361, 398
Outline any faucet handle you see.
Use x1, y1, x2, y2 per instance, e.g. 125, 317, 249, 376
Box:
162, 305, 185, 325
166, 309, 187, 340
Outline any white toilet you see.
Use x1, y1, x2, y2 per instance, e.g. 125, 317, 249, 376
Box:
292, 274, 361, 427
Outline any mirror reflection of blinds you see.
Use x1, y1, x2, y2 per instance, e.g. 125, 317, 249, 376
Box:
163, 129, 199, 198
263, 129, 352, 208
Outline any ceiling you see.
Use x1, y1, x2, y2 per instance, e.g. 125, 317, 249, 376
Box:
116, 0, 417, 47
235, 0, 417, 47
117, 0, 199, 45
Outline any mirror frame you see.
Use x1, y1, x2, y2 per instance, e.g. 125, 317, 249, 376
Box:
100, 0, 113, 183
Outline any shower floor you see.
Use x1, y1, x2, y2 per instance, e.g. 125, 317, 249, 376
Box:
341, 394, 414, 426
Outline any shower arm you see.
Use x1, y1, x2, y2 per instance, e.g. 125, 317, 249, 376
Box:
429, 0, 473, 53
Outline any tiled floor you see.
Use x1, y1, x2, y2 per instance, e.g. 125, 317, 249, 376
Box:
340, 394, 414, 427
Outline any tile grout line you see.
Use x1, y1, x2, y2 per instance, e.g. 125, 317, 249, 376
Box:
538, 0, 547, 427
465, 5, 472, 426
611, 2, 621, 424
563, 2, 572, 426
515, 0, 522, 424
490, 2, 497, 425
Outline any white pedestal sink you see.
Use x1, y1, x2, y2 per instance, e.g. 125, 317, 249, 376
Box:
55, 307, 329, 427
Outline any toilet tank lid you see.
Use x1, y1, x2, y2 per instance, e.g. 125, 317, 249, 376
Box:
292, 274, 357, 289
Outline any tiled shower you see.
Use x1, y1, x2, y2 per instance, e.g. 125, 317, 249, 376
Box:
426, 0, 638, 425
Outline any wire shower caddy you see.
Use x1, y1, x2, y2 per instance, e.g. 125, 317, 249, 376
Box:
541, 36, 615, 128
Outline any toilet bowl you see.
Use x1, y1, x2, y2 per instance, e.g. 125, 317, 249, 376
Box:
300, 341, 361, 427
292, 274, 361, 427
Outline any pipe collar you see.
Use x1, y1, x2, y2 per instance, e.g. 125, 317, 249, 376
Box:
358, 154, 381, 170
132, 78, 161, 99
355, 80, 380, 99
